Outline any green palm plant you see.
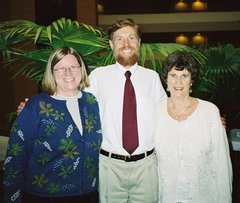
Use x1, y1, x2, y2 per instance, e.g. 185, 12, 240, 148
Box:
195, 44, 240, 128
0, 18, 206, 128
0, 18, 109, 82
0, 18, 205, 83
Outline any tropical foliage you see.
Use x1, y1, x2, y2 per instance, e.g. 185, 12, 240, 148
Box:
1, 18, 240, 129
0, 18, 205, 83
0, 18, 109, 82
195, 44, 240, 128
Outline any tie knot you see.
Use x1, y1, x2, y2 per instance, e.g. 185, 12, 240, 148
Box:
125, 71, 131, 79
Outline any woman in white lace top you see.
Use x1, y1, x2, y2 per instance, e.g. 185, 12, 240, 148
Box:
155, 51, 232, 203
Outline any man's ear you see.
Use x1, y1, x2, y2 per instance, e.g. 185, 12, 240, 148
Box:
138, 39, 141, 47
109, 40, 113, 50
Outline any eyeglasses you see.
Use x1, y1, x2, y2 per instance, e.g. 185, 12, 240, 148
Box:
53, 65, 80, 74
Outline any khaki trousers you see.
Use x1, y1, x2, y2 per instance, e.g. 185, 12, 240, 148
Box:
99, 152, 158, 203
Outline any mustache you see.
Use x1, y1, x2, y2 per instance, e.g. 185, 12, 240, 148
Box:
116, 50, 139, 67
119, 47, 135, 51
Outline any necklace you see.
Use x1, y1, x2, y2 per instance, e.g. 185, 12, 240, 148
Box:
169, 97, 192, 119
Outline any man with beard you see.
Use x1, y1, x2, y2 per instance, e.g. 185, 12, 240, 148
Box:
88, 18, 167, 203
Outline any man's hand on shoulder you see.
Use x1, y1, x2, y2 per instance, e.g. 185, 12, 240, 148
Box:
221, 116, 227, 129
17, 98, 29, 114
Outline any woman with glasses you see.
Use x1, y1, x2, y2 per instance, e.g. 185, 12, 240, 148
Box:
3, 47, 102, 203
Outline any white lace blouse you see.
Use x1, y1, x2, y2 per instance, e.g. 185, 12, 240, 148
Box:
155, 98, 232, 203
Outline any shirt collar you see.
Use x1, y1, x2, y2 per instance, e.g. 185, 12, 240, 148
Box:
116, 62, 138, 76
52, 91, 82, 100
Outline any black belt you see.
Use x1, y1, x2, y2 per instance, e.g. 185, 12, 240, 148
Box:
100, 149, 154, 162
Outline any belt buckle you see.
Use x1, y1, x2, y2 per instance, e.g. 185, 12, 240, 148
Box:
125, 155, 131, 162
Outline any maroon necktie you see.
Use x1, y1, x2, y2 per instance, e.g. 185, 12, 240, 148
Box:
122, 71, 139, 154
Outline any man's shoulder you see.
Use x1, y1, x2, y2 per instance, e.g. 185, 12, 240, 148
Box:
137, 65, 159, 77
89, 64, 118, 83
90, 64, 115, 74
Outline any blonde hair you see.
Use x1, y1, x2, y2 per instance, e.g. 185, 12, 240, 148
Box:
42, 47, 90, 95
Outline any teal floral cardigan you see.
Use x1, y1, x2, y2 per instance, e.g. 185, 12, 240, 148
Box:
4, 91, 102, 203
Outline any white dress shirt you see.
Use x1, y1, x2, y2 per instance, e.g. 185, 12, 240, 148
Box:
86, 62, 166, 155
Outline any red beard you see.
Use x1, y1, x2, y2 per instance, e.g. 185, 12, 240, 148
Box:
116, 48, 139, 67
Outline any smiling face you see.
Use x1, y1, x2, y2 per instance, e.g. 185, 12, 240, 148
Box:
53, 54, 81, 96
109, 26, 141, 68
167, 67, 192, 98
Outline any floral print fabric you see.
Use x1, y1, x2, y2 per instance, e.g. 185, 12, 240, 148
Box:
4, 91, 102, 203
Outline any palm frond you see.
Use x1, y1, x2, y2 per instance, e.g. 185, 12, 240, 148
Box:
0, 18, 111, 82
139, 43, 206, 73
194, 44, 240, 113
203, 44, 240, 87
0, 18, 205, 84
